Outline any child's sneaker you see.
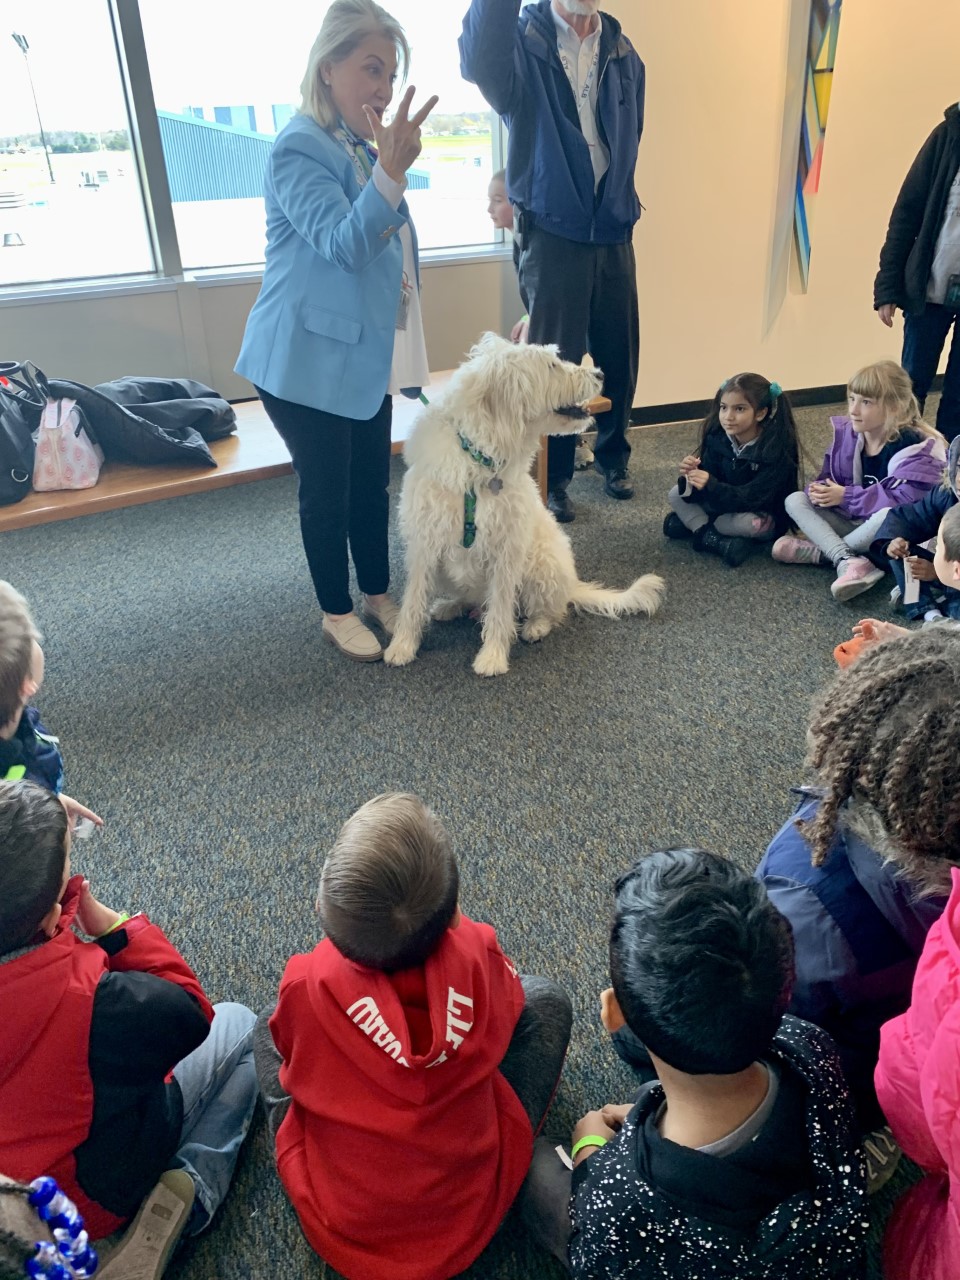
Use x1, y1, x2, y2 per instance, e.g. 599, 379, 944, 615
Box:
772, 535, 824, 566
863, 1125, 901, 1196
574, 437, 595, 470
831, 556, 885, 602
97, 1170, 195, 1280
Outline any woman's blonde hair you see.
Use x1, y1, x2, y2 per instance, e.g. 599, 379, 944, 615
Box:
299, 0, 410, 131
847, 359, 945, 448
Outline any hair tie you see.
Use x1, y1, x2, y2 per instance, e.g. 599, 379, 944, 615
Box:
769, 381, 782, 401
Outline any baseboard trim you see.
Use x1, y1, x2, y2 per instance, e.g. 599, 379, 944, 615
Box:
629, 375, 945, 428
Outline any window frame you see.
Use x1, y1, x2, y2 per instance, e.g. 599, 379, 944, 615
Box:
0, 0, 510, 300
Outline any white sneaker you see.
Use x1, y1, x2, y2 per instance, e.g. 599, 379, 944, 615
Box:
363, 593, 401, 637
322, 613, 383, 662
574, 438, 595, 470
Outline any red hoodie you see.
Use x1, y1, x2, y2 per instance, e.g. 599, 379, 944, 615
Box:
269, 915, 533, 1280
0, 876, 213, 1237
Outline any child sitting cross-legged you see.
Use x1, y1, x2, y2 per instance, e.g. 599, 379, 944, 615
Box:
0, 779, 258, 1278
774, 360, 946, 601
520, 849, 868, 1279
254, 791, 572, 1280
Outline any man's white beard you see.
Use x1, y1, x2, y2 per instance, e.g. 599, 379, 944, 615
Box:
559, 0, 600, 14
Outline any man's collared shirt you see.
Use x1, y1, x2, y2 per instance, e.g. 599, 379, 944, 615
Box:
550, 4, 609, 190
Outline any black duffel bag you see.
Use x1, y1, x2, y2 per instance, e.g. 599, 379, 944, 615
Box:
0, 361, 45, 506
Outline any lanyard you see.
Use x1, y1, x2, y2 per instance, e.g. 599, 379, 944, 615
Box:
558, 33, 601, 124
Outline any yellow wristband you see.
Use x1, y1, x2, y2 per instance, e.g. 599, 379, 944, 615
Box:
99, 912, 130, 937
571, 1135, 608, 1159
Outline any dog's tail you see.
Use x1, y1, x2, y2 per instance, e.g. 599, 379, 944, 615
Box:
570, 574, 665, 618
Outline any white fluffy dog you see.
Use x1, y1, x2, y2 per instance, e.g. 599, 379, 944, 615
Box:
384, 333, 665, 677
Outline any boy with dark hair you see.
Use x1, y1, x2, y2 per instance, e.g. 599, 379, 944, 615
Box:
0, 779, 258, 1279
0, 580, 100, 829
254, 791, 572, 1280
522, 849, 868, 1279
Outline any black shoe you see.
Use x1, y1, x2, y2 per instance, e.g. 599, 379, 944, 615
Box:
693, 524, 751, 567
547, 488, 575, 523
663, 512, 691, 540
594, 463, 634, 500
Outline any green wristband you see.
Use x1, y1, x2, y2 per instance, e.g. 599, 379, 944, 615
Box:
571, 1135, 608, 1160
99, 911, 130, 937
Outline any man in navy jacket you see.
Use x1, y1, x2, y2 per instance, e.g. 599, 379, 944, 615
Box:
460, 0, 644, 522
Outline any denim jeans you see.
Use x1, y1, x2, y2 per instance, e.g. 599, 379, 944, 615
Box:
171, 1002, 258, 1234
902, 302, 960, 443
889, 547, 960, 620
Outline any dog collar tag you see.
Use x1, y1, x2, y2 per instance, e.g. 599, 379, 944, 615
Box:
488, 478, 503, 495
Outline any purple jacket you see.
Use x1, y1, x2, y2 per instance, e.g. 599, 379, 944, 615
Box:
809, 416, 946, 519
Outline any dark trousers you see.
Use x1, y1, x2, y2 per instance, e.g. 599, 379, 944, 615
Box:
902, 302, 960, 443
253, 975, 572, 1145
256, 388, 392, 615
518, 225, 639, 489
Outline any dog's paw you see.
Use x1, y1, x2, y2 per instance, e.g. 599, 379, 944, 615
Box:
473, 647, 510, 677
384, 638, 418, 667
521, 617, 553, 643
430, 599, 465, 622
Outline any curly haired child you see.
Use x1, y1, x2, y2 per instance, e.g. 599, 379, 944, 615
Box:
756, 627, 960, 1132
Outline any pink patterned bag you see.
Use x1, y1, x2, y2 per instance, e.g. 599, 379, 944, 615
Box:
33, 396, 104, 491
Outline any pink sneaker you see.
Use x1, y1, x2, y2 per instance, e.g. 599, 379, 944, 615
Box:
831, 556, 885, 602
772, 535, 824, 566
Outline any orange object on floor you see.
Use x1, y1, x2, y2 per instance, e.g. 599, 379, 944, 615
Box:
834, 636, 869, 668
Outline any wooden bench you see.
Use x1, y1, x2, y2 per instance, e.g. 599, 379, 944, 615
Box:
0, 374, 610, 533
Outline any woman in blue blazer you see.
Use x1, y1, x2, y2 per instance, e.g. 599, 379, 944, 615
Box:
236, 0, 437, 661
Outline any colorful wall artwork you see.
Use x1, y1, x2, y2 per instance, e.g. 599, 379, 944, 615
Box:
795, 0, 843, 289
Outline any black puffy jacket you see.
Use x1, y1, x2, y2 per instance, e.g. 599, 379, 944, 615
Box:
874, 104, 960, 315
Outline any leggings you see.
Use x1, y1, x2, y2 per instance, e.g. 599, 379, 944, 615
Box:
784, 491, 890, 566
667, 486, 776, 539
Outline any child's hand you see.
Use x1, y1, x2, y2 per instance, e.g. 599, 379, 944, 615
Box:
809, 480, 845, 508
853, 618, 909, 644
76, 880, 123, 938
887, 537, 910, 559
685, 469, 709, 491
59, 794, 104, 831
571, 1110, 618, 1165
599, 1103, 633, 1132
679, 455, 700, 474
907, 555, 938, 582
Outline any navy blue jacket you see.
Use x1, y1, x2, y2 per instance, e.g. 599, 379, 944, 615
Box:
756, 790, 945, 1130
0, 706, 64, 793
459, 0, 644, 244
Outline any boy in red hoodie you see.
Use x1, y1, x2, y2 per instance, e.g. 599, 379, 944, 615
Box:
255, 791, 572, 1280
0, 779, 258, 1279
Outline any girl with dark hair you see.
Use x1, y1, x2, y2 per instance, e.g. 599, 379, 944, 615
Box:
664, 373, 802, 567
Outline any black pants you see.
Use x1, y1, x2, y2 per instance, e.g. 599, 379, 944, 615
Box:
257, 388, 391, 615
518, 225, 639, 489
901, 302, 960, 442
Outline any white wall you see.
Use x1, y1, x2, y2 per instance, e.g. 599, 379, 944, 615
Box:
0, 0, 956, 408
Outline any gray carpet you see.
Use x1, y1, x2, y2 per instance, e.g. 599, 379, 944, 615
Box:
3, 396, 937, 1278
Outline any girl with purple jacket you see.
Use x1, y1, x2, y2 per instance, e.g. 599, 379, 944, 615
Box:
773, 360, 946, 601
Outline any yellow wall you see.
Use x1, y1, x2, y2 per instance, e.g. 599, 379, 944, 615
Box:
612, 0, 960, 405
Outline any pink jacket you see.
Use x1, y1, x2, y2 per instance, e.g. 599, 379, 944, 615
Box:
875, 868, 960, 1280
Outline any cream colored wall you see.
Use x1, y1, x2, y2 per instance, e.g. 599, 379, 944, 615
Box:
0, 0, 956, 408
611, 0, 960, 404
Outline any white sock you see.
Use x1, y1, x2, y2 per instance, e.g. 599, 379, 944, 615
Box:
924, 609, 945, 622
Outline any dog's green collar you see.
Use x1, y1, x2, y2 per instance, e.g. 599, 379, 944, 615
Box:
458, 431, 500, 472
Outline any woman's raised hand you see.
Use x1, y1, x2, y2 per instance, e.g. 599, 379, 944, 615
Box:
363, 86, 439, 184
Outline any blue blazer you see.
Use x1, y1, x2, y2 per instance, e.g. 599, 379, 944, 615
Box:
235, 114, 418, 420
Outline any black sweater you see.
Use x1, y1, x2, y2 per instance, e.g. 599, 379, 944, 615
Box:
686, 424, 797, 532
875, 104, 960, 315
